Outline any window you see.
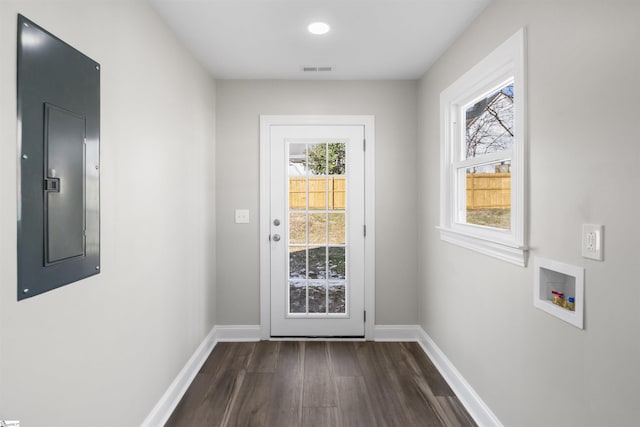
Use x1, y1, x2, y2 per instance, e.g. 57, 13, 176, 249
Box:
439, 29, 527, 266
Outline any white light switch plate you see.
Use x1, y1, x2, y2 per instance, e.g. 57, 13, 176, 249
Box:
235, 209, 250, 224
582, 224, 603, 261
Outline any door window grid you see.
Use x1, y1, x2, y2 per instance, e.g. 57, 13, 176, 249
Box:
287, 142, 348, 316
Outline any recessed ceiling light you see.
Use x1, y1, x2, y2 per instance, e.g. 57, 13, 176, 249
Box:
308, 22, 330, 35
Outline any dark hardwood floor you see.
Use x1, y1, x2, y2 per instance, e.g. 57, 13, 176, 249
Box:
166, 341, 476, 427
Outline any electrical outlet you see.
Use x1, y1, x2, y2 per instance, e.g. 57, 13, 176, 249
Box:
582, 224, 603, 261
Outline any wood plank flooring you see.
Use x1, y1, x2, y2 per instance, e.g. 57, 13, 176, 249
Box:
166, 341, 476, 427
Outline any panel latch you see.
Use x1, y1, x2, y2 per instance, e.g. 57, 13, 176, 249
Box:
44, 177, 60, 192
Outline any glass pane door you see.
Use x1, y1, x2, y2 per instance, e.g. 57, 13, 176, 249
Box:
268, 123, 365, 337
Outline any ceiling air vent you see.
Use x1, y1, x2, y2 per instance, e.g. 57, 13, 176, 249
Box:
302, 66, 333, 72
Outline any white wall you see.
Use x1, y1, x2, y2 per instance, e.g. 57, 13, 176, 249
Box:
0, 1, 216, 425
216, 80, 418, 326
417, 1, 640, 426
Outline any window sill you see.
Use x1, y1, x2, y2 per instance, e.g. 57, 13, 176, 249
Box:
437, 227, 528, 267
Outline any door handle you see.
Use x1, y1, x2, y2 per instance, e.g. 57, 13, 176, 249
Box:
272, 234, 281, 242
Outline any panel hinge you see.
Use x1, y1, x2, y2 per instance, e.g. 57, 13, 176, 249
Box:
364, 310, 367, 322
363, 225, 367, 237
363, 139, 366, 151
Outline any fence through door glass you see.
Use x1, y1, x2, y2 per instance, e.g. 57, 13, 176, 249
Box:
288, 142, 347, 316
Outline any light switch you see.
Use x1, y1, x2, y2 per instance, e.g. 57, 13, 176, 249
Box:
582, 224, 603, 261
235, 209, 250, 224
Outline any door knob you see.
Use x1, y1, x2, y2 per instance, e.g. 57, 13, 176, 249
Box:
273, 219, 281, 226
272, 234, 281, 242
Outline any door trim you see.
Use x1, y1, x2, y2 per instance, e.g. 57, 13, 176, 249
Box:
259, 115, 375, 340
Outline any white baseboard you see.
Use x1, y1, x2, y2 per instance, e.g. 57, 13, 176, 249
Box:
140, 326, 218, 427
416, 328, 503, 427
214, 324, 262, 341
140, 325, 260, 427
374, 324, 422, 341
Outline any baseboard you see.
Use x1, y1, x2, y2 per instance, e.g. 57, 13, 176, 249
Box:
416, 328, 503, 427
140, 326, 218, 427
374, 324, 422, 341
140, 325, 260, 427
214, 324, 262, 341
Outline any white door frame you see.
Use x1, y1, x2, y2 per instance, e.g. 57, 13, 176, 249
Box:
259, 115, 375, 340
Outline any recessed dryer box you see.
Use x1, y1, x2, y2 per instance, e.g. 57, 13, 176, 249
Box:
533, 257, 584, 329
17, 15, 100, 300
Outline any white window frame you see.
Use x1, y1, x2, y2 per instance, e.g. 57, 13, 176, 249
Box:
439, 29, 527, 266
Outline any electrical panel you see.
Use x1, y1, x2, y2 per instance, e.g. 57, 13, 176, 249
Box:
17, 15, 100, 300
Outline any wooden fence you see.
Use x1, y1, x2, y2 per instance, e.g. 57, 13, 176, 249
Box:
290, 177, 345, 210
466, 173, 510, 209
289, 174, 508, 211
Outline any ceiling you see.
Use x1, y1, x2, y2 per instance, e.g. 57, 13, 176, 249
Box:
150, 0, 491, 80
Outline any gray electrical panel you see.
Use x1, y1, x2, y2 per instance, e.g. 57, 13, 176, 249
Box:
17, 15, 100, 300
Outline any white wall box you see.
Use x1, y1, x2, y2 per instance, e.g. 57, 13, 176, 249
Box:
533, 257, 584, 329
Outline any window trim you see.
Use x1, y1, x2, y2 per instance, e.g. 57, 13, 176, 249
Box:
439, 29, 527, 266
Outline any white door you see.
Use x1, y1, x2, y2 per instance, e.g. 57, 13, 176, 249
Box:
268, 124, 366, 337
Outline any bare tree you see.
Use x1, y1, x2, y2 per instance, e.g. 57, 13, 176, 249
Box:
465, 85, 514, 161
